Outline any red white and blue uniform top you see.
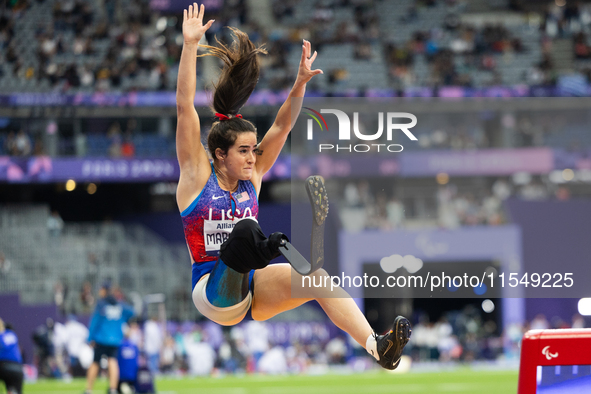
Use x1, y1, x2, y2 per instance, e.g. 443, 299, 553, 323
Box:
181, 163, 259, 264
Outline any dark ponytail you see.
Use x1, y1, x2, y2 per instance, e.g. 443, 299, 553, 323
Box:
199, 27, 267, 159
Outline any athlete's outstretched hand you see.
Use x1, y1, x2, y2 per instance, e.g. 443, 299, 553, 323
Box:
296, 39, 323, 84
183, 3, 214, 45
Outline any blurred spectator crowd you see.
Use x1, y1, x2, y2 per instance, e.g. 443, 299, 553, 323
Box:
2, 1, 591, 159
29, 314, 374, 379
5, 107, 591, 157
409, 307, 587, 363
337, 175, 574, 232
3, 0, 591, 93
25, 306, 588, 379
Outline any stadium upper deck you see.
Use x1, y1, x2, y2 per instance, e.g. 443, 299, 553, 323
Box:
2, 0, 591, 94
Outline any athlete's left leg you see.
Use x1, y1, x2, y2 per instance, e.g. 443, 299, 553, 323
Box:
250, 263, 373, 348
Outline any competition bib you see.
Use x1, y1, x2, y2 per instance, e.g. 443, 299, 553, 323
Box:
203, 219, 236, 255
203, 207, 257, 256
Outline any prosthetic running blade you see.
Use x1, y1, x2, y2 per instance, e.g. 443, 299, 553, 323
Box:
278, 175, 328, 275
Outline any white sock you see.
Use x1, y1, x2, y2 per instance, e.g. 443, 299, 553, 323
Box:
366, 334, 379, 361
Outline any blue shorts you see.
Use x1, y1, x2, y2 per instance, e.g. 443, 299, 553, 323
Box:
191, 261, 255, 293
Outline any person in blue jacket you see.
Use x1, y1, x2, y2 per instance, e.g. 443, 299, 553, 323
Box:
84, 281, 134, 394
0, 318, 23, 394
117, 332, 139, 394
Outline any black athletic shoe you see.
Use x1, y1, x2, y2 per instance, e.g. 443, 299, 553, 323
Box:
374, 316, 412, 370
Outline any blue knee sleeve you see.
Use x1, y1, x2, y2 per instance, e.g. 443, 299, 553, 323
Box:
205, 259, 250, 307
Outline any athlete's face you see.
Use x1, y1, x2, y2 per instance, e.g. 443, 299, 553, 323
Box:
222, 132, 258, 180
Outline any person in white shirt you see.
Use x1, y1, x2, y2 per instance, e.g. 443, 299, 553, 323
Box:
62, 315, 89, 375
143, 316, 162, 375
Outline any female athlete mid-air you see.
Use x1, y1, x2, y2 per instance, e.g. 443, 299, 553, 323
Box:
175, 3, 410, 370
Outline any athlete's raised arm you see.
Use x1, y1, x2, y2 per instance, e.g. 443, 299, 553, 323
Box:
176, 3, 214, 212
254, 40, 323, 178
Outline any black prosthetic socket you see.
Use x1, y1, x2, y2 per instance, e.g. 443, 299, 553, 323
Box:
219, 219, 289, 274
259, 232, 289, 260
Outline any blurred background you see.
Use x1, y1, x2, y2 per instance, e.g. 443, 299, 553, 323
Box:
1, 0, 591, 388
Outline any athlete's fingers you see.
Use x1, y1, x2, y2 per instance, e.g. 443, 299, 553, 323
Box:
309, 50, 317, 63
188, 4, 193, 18
200, 4, 205, 20
301, 43, 306, 63
183, 8, 187, 22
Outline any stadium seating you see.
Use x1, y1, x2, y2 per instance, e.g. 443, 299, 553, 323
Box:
0, 0, 581, 93
0, 204, 190, 318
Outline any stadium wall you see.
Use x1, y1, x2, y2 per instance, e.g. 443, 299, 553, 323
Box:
0, 293, 61, 365
505, 199, 591, 322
